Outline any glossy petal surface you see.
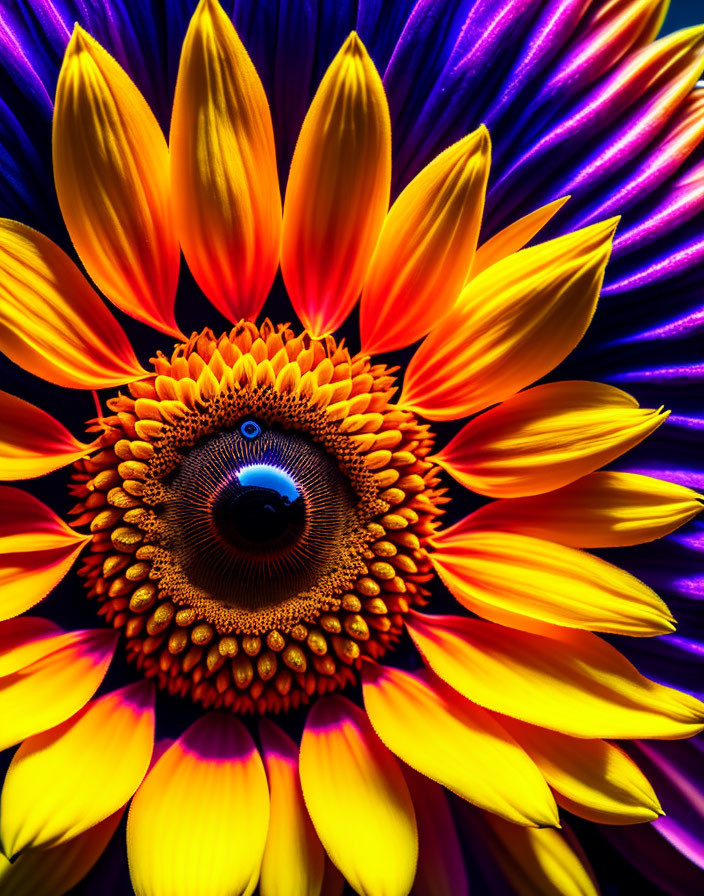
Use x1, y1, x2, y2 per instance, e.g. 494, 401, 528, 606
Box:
127, 713, 269, 896
407, 613, 704, 739
429, 529, 675, 636
0, 628, 116, 750
53, 27, 180, 336
299, 695, 417, 896
259, 720, 325, 896
0, 486, 89, 620
363, 664, 558, 827
281, 33, 391, 336
402, 219, 617, 420
433, 381, 668, 497
460, 471, 703, 547
360, 126, 490, 354
0, 391, 96, 480
1, 683, 154, 856
171, 0, 280, 323
0, 220, 146, 389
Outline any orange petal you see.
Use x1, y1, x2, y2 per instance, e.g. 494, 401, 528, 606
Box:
0, 628, 117, 750
170, 0, 281, 323
53, 26, 181, 337
403, 768, 469, 896
0, 617, 63, 676
455, 471, 702, 548
0, 486, 90, 621
433, 380, 668, 497
477, 813, 599, 896
0, 809, 122, 896
428, 529, 675, 636
0, 390, 97, 480
0, 682, 154, 856
299, 695, 418, 896
258, 720, 325, 896
501, 718, 663, 825
360, 127, 491, 354
406, 613, 704, 740
401, 219, 618, 420
127, 713, 269, 896
467, 196, 570, 281
362, 664, 558, 827
0, 220, 146, 389
281, 33, 391, 336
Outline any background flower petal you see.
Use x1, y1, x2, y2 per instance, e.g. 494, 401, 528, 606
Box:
406, 612, 704, 739
0, 628, 116, 751
281, 32, 391, 336
0, 486, 90, 620
433, 380, 668, 497
401, 219, 618, 420
0, 220, 146, 389
258, 720, 325, 896
0, 390, 97, 480
53, 26, 181, 337
0, 682, 154, 856
428, 529, 675, 636
359, 126, 490, 354
0, 808, 123, 896
170, 0, 281, 324
299, 694, 418, 896
403, 768, 469, 896
127, 712, 269, 896
362, 664, 558, 827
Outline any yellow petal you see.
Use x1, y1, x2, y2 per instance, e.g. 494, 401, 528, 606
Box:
170, 0, 281, 323
258, 720, 325, 896
428, 529, 675, 636
299, 695, 418, 896
501, 718, 663, 824
403, 768, 469, 896
402, 219, 618, 420
0, 487, 90, 620
0, 628, 117, 750
0, 617, 62, 676
467, 196, 570, 281
362, 664, 558, 827
433, 380, 668, 498
1, 682, 154, 856
0, 809, 122, 896
406, 613, 704, 739
53, 26, 181, 337
127, 713, 269, 896
0, 220, 146, 389
360, 127, 491, 354
479, 813, 600, 896
0, 390, 97, 480
281, 33, 391, 336
462, 471, 703, 548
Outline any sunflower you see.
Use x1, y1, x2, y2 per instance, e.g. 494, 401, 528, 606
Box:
0, 0, 703, 894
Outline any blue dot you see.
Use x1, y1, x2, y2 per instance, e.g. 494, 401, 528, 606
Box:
240, 420, 261, 439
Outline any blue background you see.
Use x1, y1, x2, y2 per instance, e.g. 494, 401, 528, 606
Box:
664, 0, 704, 32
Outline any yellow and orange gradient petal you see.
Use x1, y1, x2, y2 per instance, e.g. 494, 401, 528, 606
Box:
53, 27, 181, 337
127, 714, 269, 896
0, 487, 90, 621
281, 33, 391, 336
0, 682, 154, 855
170, 0, 281, 323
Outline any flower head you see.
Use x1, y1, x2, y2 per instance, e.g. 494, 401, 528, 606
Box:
0, 1, 703, 895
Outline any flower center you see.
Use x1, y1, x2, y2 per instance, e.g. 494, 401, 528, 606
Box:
71, 321, 443, 714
